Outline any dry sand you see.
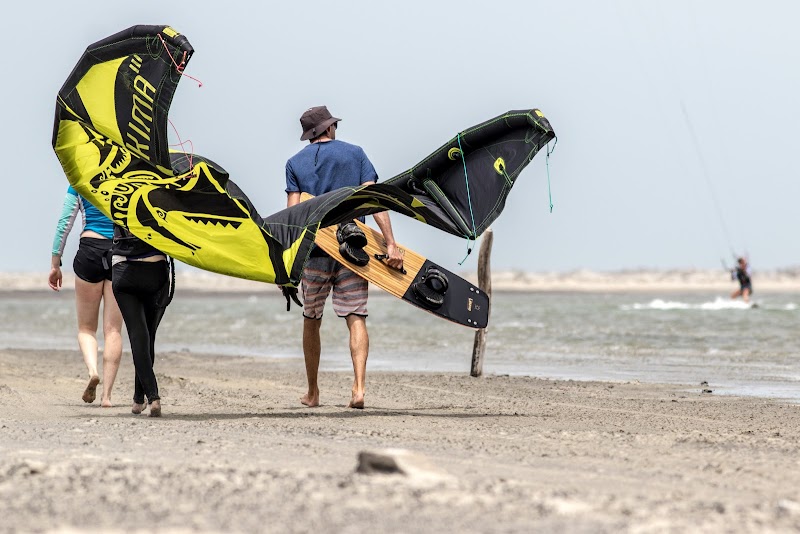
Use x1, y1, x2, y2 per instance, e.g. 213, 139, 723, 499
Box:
1, 348, 800, 533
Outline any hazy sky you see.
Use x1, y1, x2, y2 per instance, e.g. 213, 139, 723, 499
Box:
3, 0, 799, 275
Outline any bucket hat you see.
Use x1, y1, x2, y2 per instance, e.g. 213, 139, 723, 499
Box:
300, 105, 341, 141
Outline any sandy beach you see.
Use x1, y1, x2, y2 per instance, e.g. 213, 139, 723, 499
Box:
2, 347, 799, 533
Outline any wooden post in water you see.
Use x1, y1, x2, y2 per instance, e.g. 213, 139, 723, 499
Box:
470, 228, 493, 377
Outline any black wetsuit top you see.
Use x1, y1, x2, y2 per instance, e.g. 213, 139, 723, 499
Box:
734, 267, 752, 291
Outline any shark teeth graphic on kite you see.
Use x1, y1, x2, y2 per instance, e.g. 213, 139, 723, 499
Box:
184, 215, 243, 229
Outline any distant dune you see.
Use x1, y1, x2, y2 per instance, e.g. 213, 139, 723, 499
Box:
487, 268, 800, 292
6, 268, 800, 293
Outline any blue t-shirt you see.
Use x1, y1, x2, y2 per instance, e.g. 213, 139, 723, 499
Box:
285, 140, 378, 197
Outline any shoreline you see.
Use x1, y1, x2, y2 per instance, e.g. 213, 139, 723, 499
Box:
2, 347, 800, 532
5, 269, 800, 293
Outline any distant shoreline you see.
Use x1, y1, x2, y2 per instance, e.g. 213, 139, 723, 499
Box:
5, 269, 800, 293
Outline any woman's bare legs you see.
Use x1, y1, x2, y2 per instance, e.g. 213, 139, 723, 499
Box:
75, 277, 103, 403
100, 280, 123, 407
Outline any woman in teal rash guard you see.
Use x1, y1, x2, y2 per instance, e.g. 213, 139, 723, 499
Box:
49, 185, 123, 407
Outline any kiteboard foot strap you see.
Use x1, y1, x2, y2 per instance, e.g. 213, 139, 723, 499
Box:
412, 267, 449, 308
336, 221, 367, 248
340, 243, 370, 266
337, 221, 370, 267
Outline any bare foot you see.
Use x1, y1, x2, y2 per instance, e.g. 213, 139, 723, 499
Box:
82, 376, 100, 403
348, 391, 365, 409
300, 388, 319, 407
148, 399, 162, 418
101, 398, 113, 408
131, 402, 145, 415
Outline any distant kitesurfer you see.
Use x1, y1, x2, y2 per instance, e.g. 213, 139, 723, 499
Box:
730, 257, 752, 303
285, 105, 403, 409
49, 185, 123, 407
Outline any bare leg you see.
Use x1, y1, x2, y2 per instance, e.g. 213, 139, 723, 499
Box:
730, 289, 742, 300
100, 280, 123, 407
346, 314, 368, 409
300, 318, 322, 407
742, 288, 751, 303
75, 278, 103, 403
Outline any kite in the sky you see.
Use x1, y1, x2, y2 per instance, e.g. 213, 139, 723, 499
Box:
52, 25, 556, 286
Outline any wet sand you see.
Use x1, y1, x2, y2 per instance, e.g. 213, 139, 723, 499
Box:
1, 348, 800, 533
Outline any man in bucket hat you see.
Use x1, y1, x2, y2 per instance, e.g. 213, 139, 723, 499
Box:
286, 106, 403, 409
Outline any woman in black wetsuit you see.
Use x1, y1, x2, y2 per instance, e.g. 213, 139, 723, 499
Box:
111, 226, 173, 417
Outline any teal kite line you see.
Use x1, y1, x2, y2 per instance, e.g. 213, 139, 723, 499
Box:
457, 132, 477, 265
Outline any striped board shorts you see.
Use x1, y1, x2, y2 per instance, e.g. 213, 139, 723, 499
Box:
301, 256, 368, 319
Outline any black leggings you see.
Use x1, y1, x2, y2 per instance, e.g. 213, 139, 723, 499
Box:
112, 261, 169, 404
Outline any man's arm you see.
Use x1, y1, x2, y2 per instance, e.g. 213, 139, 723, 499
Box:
287, 191, 301, 208
362, 181, 404, 270
372, 211, 404, 270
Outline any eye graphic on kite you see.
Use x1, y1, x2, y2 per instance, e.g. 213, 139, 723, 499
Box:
494, 157, 506, 175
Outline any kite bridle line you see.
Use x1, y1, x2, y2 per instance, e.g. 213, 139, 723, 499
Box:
167, 119, 195, 178
545, 136, 557, 213
157, 34, 203, 87
158, 33, 204, 178
456, 132, 477, 265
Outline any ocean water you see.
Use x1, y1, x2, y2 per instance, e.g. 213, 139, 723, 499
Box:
1, 290, 798, 401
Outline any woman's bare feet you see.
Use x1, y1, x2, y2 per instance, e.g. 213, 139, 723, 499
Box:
82, 376, 100, 403
300, 387, 319, 407
100, 398, 113, 408
148, 399, 162, 418
348, 391, 365, 409
131, 402, 145, 415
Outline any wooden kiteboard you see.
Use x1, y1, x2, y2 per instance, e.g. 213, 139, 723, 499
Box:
303, 195, 489, 328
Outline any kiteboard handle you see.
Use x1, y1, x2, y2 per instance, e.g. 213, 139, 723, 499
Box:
373, 254, 407, 275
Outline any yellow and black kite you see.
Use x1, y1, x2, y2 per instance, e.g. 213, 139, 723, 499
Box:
53, 25, 555, 286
